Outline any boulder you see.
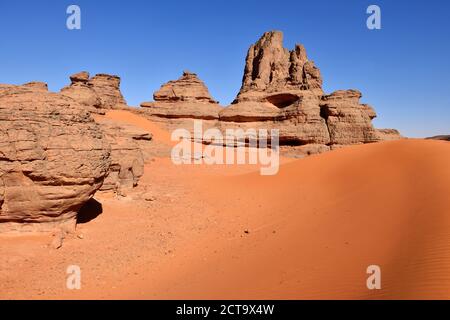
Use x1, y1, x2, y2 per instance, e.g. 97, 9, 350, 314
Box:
70, 71, 90, 83
0, 83, 111, 233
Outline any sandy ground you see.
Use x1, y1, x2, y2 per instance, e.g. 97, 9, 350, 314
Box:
0, 110, 449, 299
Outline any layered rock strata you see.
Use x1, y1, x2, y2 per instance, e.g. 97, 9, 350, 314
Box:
139, 31, 400, 156
218, 31, 401, 153
140, 71, 222, 135
95, 118, 152, 194
61, 72, 127, 112
0, 83, 111, 232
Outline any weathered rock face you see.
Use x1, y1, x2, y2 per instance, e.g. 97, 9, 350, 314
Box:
141, 71, 222, 120
219, 91, 331, 147
132, 30, 400, 156
95, 118, 152, 194
0, 83, 111, 232
62, 71, 153, 194
320, 90, 379, 145
23, 81, 49, 91
89, 74, 127, 109
217, 31, 401, 153
237, 30, 323, 101
154, 71, 218, 104
61, 72, 127, 112
140, 71, 222, 135
61, 71, 102, 112
219, 31, 330, 150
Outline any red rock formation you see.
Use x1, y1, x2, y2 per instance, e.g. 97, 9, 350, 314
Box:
218, 31, 401, 154
219, 31, 331, 152
238, 31, 323, 100
140, 71, 222, 135
61, 72, 153, 194
61, 72, 127, 112
320, 90, 379, 145
141, 71, 222, 120
154, 70, 218, 104
95, 118, 152, 194
136, 31, 400, 156
61, 71, 102, 112
0, 83, 111, 232
89, 74, 127, 109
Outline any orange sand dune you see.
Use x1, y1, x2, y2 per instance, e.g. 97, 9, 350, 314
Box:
0, 111, 449, 299
97, 110, 174, 144
111, 139, 450, 300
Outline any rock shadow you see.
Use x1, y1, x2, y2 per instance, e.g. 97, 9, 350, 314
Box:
77, 198, 103, 224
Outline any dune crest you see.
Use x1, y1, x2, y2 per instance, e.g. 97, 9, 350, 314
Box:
127, 139, 450, 299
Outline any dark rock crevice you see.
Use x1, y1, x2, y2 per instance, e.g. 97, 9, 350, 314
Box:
266, 93, 299, 108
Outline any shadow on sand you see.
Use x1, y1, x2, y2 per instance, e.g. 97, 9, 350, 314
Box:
77, 198, 103, 224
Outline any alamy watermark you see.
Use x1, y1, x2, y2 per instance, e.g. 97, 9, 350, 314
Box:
171, 120, 280, 175
366, 265, 381, 290
66, 265, 81, 290
64, 4, 382, 31
66, 5, 81, 30
367, 5, 381, 30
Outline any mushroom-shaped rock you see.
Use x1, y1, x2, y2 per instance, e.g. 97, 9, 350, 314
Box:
141, 71, 222, 120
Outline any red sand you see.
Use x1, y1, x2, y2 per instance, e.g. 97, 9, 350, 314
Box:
0, 111, 449, 299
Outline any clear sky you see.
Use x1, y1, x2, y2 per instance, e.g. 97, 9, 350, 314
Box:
0, 0, 449, 137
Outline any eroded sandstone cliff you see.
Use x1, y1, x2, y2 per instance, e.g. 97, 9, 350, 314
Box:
138, 31, 400, 156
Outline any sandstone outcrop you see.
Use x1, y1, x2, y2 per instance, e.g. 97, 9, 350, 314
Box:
218, 90, 331, 148
218, 31, 330, 150
426, 135, 450, 141
217, 31, 401, 153
0, 83, 111, 232
140, 71, 222, 135
153, 70, 218, 104
61, 71, 152, 194
61, 72, 127, 112
237, 31, 323, 101
61, 71, 102, 113
137, 31, 400, 155
90, 74, 127, 109
141, 71, 222, 120
95, 118, 152, 194
320, 90, 379, 145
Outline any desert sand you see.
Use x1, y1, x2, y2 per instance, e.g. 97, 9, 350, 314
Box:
0, 110, 449, 300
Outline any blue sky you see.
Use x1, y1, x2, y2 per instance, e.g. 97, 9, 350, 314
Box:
0, 0, 449, 137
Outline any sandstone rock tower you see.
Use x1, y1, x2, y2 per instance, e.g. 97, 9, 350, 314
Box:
218, 31, 400, 154
238, 30, 323, 100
